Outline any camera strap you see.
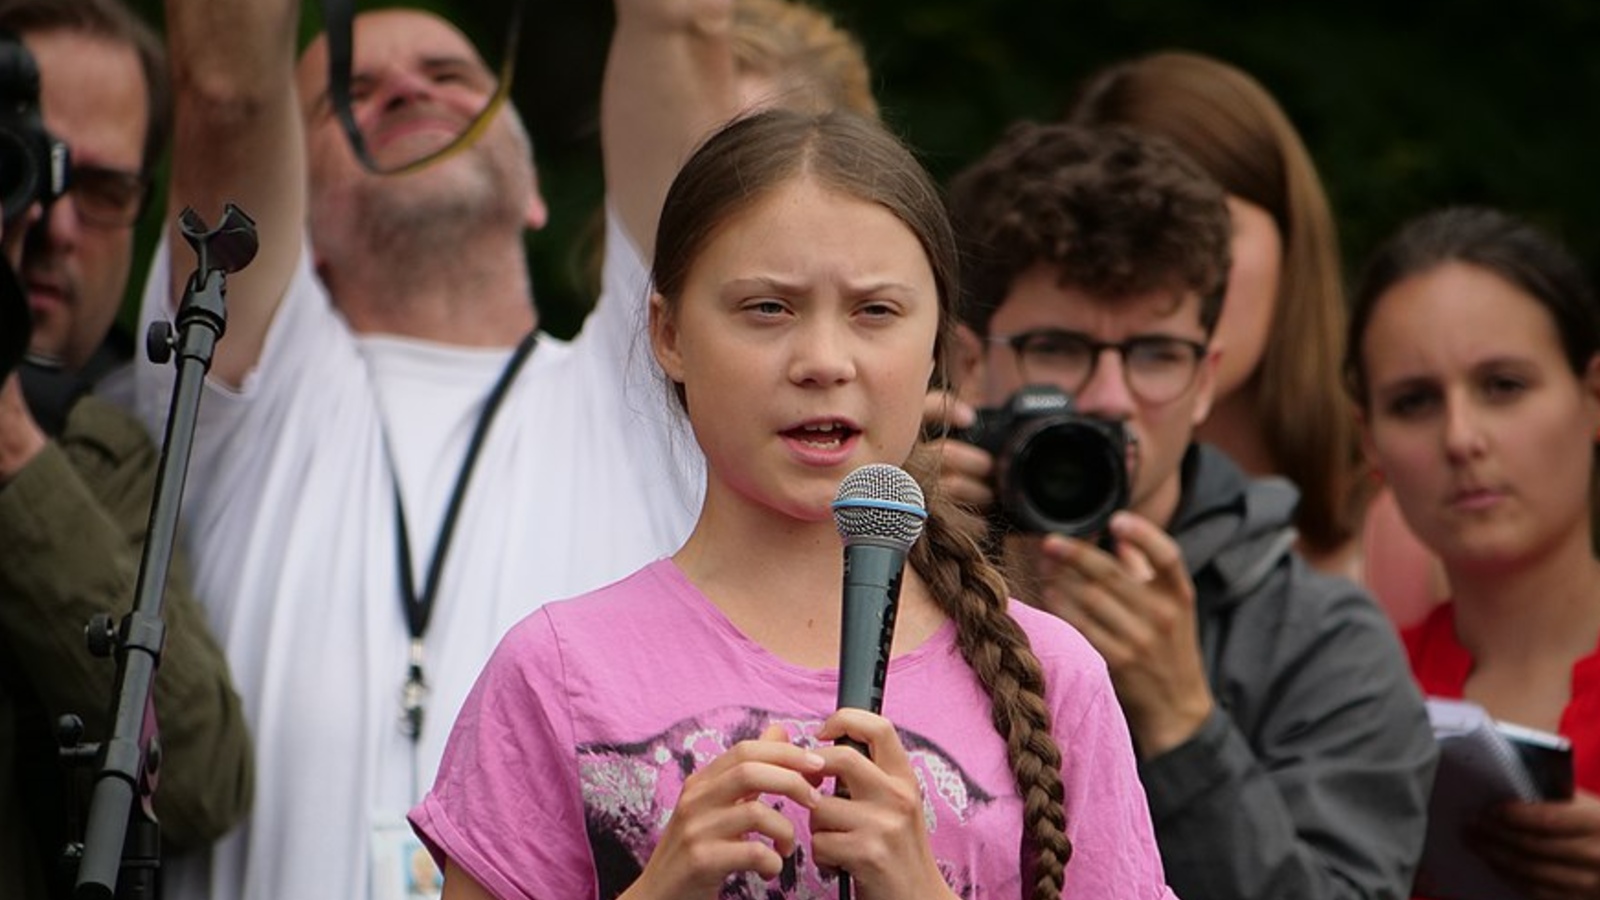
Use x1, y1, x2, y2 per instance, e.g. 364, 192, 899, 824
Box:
0, 256, 28, 378
389, 329, 537, 744
320, 0, 525, 175
18, 360, 90, 436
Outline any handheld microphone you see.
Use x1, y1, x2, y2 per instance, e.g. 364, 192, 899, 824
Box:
831, 463, 928, 742
830, 463, 927, 899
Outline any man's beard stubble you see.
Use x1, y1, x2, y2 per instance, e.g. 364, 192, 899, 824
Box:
315, 134, 531, 275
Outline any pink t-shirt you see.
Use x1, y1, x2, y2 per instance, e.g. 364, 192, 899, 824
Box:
412, 559, 1175, 899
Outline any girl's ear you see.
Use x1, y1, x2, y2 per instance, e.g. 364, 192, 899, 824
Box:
649, 293, 684, 382
950, 324, 986, 406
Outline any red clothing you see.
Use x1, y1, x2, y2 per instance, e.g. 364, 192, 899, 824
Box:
1403, 603, 1600, 794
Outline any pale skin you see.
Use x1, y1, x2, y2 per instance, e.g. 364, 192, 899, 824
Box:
1191, 195, 1280, 479
0, 29, 147, 483
161, 0, 773, 893
1029, 511, 1213, 755
1360, 260, 1600, 898
604, 176, 956, 898
440, 165, 962, 897
929, 271, 1219, 757
439, 714, 952, 900
611, 712, 956, 900
162, 0, 736, 386
19, 30, 148, 373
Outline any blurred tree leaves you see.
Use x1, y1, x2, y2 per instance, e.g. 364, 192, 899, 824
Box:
125, 0, 1599, 340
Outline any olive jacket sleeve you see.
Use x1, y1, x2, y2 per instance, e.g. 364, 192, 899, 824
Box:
0, 396, 252, 850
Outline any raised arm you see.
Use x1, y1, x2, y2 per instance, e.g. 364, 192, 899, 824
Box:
603, 0, 739, 263
162, 0, 307, 387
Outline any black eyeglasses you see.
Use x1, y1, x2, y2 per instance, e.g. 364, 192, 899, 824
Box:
59, 164, 150, 228
989, 328, 1208, 404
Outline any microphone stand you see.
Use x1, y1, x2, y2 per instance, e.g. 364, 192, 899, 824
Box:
62, 204, 257, 900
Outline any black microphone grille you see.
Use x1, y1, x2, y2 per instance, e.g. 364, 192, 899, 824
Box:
832, 463, 928, 549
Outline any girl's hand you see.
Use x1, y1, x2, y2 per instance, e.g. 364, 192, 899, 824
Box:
622, 723, 826, 899
1472, 789, 1600, 898
809, 709, 960, 900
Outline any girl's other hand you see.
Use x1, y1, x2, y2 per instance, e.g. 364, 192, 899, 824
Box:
810, 709, 960, 900
622, 723, 826, 899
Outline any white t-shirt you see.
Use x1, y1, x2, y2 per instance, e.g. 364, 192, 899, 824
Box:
123, 213, 703, 900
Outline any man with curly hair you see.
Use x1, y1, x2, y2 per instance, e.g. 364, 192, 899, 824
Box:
928, 121, 1436, 900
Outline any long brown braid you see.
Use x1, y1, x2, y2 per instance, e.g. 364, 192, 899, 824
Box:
904, 447, 1072, 900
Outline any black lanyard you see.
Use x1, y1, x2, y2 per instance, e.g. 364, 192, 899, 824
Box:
394, 330, 538, 741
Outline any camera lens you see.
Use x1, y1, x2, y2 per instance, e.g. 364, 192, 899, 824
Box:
1010, 422, 1124, 535
0, 126, 40, 221
0, 243, 26, 379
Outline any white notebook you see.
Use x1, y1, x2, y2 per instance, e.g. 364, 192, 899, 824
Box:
1413, 697, 1574, 900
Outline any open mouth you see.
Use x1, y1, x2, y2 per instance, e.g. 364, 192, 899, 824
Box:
365, 110, 468, 154
371, 122, 457, 153
782, 420, 859, 450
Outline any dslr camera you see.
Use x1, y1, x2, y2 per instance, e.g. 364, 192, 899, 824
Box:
0, 28, 67, 223
959, 384, 1129, 537
0, 28, 69, 381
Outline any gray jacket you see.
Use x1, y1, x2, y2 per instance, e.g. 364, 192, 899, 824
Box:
1140, 444, 1437, 900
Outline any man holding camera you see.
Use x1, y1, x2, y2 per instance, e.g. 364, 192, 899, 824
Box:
0, 1, 251, 896
930, 120, 1436, 900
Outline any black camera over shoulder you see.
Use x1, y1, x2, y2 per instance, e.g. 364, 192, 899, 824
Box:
0, 27, 68, 223
959, 383, 1130, 538
0, 28, 70, 383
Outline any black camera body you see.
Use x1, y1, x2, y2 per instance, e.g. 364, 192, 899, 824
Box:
961, 384, 1130, 537
0, 28, 67, 223
0, 29, 69, 382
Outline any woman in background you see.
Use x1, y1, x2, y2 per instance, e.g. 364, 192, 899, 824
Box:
1346, 206, 1600, 896
1068, 50, 1442, 624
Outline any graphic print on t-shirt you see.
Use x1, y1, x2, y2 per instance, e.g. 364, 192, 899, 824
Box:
578, 705, 996, 899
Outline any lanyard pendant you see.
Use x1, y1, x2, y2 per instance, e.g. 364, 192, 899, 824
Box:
400, 638, 429, 742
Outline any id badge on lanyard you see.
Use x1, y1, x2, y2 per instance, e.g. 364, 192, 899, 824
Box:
371, 816, 442, 900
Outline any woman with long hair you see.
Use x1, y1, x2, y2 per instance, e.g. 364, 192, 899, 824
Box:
1068, 50, 1442, 623
1347, 206, 1600, 896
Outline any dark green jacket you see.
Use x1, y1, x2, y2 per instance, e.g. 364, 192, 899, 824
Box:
0, 395, 252, 899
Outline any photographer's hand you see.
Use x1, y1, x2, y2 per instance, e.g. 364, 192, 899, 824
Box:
1033, 510, 1215, 758
0, 373, 47, 484
922, 389, 994, 509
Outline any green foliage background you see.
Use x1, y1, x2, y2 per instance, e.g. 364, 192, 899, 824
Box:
125, 0, 1600, 341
